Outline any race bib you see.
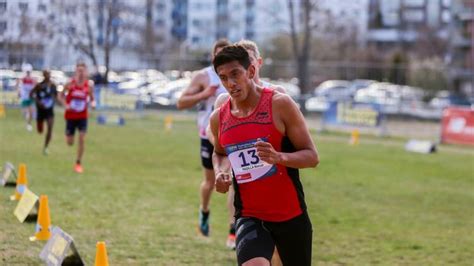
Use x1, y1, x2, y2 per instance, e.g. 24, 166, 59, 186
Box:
41, 97, 54, 108
225, 138, 277, 184
70, 99, 86, 112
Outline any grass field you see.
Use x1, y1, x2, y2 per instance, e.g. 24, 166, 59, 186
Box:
1, 108, 473, 265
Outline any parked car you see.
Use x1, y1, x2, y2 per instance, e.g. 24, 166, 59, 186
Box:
151, 78, 190, 106
305, 80, 352, 112
313, 80, 352, 96
349, 79, 376, 95
116, 79, 149, 95
269, 79, 301, 99
429, 90, 471, 109
354, 82, 402, 114
0, 69, 17, 91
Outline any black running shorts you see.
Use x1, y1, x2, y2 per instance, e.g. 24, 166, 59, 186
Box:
200, 138, 214, 169
65, 119, 88, 136
37, 108, 54, 121
235, 212, 313, 266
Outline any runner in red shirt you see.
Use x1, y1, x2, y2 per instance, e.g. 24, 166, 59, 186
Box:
208, 40, 286, 251
59, 62, 95, 173
209, 45, 319, 266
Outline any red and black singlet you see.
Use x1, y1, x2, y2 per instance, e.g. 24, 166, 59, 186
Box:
65, 79, 89, 120
219, 88, 307, 222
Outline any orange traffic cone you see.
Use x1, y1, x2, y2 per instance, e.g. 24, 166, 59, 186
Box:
11, 163, 28, 201
31, 195, 52, 241
95, 241, 109, 266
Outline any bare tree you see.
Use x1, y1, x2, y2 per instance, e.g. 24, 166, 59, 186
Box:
57, 0, 121, 82
144, 0, 155, 55
287, 0, 313, 97
283, 0, 329, 114
57, 1, 99, 69
102, 0, 120, 82
84, 1, 99, 68
413, 26, 448, 59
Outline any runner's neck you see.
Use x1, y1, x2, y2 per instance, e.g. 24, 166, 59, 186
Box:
231, 84, 262, 117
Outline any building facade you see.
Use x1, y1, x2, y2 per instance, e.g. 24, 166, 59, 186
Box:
367, 0, 451, 47
0, 0, 54, 68
448, 0, 474, 95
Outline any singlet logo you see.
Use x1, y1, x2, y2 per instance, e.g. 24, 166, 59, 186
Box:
71, 90, 86, 97
225, 138, 277, 184
256, 112, 269, 119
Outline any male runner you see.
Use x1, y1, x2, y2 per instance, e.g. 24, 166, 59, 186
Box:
176, 39, 232, 240
208, 39, 286, 250
59, 63, 95, 173
210, 45, 319, 266
30, 70, 58, 155
17, 64, 36, 131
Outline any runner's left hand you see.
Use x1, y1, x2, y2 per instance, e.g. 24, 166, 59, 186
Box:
255, 139, 282, 165
215, 172, 232, 193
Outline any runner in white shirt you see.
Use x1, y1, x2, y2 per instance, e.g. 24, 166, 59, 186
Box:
16, 64, 36, 131
176, 39, 232, 241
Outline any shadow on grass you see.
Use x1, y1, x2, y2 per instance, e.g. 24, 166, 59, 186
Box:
62, 255, 85, 266
4, 181, 16, 187
24, 213, 38, 223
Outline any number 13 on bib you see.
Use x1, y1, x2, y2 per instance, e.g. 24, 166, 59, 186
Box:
225, 138, 277, 184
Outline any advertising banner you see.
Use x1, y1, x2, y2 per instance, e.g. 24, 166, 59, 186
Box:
323, 101, 383, 128
441, 107, 474, 146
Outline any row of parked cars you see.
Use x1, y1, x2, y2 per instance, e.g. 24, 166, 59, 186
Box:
305, 79, 473, 119
2, 68, 472, 119
111, 70, 302, 108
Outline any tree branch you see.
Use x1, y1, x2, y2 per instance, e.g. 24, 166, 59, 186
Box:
287, 0, 300, 59
302, 0, 313, 60
83, 1, 98, 67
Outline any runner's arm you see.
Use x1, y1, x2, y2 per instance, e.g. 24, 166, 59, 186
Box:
206, 93, 230, 145
29, 84, 42, 107
256, 94, 319, 168
58, 83, 69, 108
176, 71, 215, 110
53, 83, 60, 103
210, 109, 232, 193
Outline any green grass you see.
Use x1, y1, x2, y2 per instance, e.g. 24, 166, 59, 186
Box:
1, 108, 473, 265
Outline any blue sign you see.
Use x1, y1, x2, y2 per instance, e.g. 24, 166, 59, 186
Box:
323, 101, 383, 128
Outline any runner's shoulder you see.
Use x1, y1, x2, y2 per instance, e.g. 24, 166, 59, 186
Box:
272, 90, 294, 108
270, 84, 286, 94
193, 68, 210, 81
215, 93, 230, 109
189, 68, 211, 87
